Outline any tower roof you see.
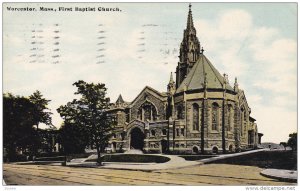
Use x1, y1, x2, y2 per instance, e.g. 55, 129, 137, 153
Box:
176, 54, 234, 93
116, 94, 124, 104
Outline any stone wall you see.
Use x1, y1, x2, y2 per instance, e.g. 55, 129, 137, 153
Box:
130, 91, 167, 122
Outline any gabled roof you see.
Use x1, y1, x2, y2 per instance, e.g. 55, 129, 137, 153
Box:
176, 54, 234, 93
129, 86, 168, 108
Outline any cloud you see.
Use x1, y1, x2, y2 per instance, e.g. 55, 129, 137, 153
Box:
251, 104, 297, 143
194, 9, 297, 143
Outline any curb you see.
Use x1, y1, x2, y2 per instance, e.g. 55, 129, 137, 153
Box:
260, 169, 297, 183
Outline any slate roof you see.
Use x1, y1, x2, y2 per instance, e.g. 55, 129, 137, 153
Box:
176, 54, 234, 93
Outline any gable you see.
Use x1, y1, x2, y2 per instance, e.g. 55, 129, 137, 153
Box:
128, 86, 168, 121
129, 86, 167, 108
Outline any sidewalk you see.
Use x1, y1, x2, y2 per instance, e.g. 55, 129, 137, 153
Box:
199, 148, 268, 164
47, 148, 298, 183
260, 169, 297, 183
68, 155, 201, 171
68, 149, 268, 171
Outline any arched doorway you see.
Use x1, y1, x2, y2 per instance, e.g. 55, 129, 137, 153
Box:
130, 128, 145, 150
192, 146, 199, 154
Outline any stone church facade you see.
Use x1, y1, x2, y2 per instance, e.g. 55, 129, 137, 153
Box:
106, 5, 263, 154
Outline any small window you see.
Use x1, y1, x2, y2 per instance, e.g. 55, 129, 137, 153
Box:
176, 129, 179, 136
181, 128, 184, 136
112, 133, 116, 138
175, 144, 179, 148
151, 130, 156, 137
162, 129, 167, 136
181, 144, 185, 148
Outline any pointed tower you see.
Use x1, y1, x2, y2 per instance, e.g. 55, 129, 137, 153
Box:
167, 72, 176, 95
176, 4, 201, 88
116, 94, 124, 106
167, 72, 176, 119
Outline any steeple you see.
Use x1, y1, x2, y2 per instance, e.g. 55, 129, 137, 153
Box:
187, 4, 194, 29
176, 4, 201, 88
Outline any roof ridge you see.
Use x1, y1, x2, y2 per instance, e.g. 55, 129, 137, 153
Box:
145, 85, 166, 97
187, 60, 200, 88
201, 55, 205, 81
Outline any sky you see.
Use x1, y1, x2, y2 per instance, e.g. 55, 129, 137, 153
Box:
3, 2, 297, 143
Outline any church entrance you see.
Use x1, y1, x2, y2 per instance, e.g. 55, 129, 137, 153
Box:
130, 128, 145, 150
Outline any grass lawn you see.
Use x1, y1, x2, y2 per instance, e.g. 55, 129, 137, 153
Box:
210, 150, 297, 170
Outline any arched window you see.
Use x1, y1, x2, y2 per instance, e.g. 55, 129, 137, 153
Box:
162, 129, 167, 136
212, 103, 219, 131
138, 102, 157, 121
241, 108, 245, 136
144, 104, 152, 121
177, 105, 183, 119
193, 103, 199, 131
227, 105, 233, 131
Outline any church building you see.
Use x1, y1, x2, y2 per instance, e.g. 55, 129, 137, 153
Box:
106, 5, 263, 154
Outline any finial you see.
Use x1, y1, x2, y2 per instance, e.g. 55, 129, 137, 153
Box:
169, 72, 175, 84
234, 77, 239, 92
187, 3, 194, 29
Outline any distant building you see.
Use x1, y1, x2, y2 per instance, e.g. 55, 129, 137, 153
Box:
106, 5, 262, 154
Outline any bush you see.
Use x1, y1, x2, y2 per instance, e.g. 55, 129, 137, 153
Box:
86, 154, 170, 163
179, 155, 216, 161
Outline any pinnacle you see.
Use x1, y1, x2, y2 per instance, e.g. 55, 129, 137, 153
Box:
187, 3, 194, 29
169, 72, 175, 84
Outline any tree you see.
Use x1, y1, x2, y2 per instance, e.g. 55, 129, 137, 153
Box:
29, 90, 52, 130
287, 133, 297, 151
3, 93, 40, 160
58, 123, 89, 154
57, 80, 115, 165
280, 142, 287, 150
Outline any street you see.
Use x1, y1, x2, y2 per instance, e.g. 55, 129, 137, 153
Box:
3, 163, 296, 186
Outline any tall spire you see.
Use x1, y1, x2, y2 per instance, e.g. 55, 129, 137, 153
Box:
187, 3, 194, 29
176, 4, 201, 88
